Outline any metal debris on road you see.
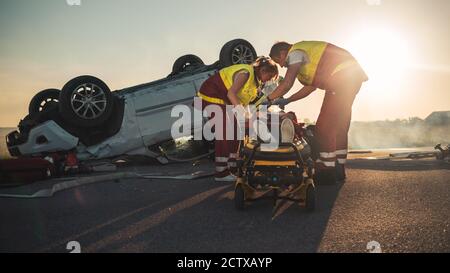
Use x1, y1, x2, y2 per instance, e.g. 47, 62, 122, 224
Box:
389, 151, 438, 159
137, 171, 214, 180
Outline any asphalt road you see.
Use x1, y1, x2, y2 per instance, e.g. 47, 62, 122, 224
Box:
0, 158, 449, 253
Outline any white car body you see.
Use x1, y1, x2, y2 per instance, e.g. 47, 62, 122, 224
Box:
8, 70, 215, 163
6, 39, 262, 162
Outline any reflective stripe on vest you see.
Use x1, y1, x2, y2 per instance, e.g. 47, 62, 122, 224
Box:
332, 60, 359, 76
197, 92, 226, 105
219, 64, 258, 106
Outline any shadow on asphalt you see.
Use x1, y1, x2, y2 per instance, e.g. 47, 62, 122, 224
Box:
64, 183, 343, 253
36, 180, 343, 253
3, 157, 447, 253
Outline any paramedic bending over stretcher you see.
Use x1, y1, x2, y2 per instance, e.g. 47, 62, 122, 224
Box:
196, 57, 279, 182
266, 41, 368, 184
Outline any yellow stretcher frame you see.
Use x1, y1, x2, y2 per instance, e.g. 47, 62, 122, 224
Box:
234, 138, 316, 211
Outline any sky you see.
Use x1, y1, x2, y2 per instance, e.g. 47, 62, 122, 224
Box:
0, 0, 449, 127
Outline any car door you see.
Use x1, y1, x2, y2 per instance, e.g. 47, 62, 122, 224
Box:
131, 71, 213, 147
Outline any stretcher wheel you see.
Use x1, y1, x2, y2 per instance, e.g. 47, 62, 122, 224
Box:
272, 190, 278, 207
305, 185, 316, 212
234, 185, 245, 210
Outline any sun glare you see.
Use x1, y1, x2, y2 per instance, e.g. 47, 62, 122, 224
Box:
347, 27, 413, 96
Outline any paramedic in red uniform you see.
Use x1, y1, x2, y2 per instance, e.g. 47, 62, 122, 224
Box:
197, 57, 278, 182
267, 41, 368, 184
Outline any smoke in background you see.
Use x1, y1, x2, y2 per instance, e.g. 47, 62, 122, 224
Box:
349, 118, 450, 149
1, 115, 449, 159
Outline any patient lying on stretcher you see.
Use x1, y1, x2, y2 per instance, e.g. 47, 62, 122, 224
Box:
248, 79, 307, 145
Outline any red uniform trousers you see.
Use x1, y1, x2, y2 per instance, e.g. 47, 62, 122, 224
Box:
197, 73, 241, 178
200, 101, 239, 178
315, 66, 367, 170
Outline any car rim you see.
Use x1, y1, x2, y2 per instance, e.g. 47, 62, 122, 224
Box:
231, 44, 255, 64
71, 83, 107, 120
39, 98, 58, 112
182, 62, 196, 71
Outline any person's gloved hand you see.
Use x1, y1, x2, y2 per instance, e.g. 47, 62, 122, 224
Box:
273, 98, 290, 109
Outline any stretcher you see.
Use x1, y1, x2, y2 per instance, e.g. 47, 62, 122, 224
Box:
234, 132, 316, 211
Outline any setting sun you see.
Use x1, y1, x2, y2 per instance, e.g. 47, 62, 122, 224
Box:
347, 27, 413, 97
0, 0, 449, 256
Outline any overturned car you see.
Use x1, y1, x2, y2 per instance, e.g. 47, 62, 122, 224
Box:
6, 39, 258, 163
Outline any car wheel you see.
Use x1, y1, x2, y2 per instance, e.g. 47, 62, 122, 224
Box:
219, 39, 257, 68
59, 75, 114, 127
171, 54, 204, 75
29, 89, 60, 115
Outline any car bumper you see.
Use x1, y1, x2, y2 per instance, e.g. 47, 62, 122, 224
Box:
6, 121, 79, 157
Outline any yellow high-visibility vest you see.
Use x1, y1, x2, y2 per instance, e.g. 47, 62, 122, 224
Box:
289, 41, 358, 86
289, 41, 328, 86
219, 64, 258, 106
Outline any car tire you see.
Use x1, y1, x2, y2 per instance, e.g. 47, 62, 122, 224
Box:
219, 39, 257, 68
59, 75, 114, 128
171, 54, 204, 75
29, 89, 60, 115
